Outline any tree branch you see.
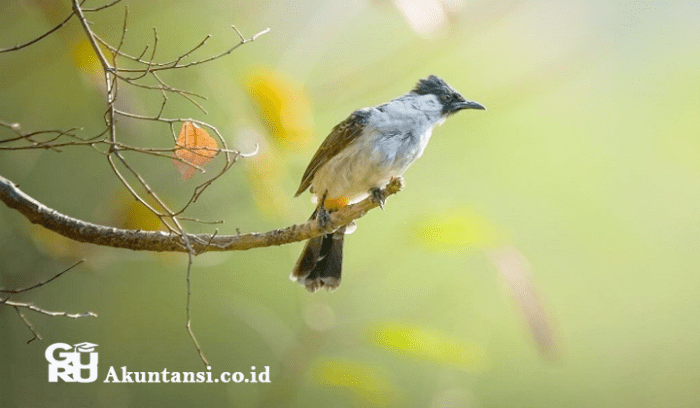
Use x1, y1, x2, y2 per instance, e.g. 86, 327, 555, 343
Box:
0, 0, 96, 53
2, 299, 97, 319
0, 174, 404, 254
2, 0, 272, 364
0, 260, 84, 294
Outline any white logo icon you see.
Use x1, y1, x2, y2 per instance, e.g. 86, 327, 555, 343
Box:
45, 342, 99, 383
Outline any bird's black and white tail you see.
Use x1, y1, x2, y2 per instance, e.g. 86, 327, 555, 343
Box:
291, 211, 345, 292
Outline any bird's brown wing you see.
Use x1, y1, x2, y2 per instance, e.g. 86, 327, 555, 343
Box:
294, 108, 371, 197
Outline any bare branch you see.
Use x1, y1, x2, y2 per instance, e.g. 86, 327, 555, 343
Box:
152, 72, 208, 114
184, 236, 209, 366
72, 0, 111, 71
232, 25, 271, 42
112, 150, 180, 231
91, 25, 267, 74
113, 5, 130, 67
0, 121, 82, 149
14, 307, 42, 343
0, 260, 85, 294
113, 26, 270, 73
173, 35, 212, 66
0, 1, 86, 53
83, 0, 123, 13
135, 44, 149, 60
2, 298, 97, 319
3, 0, 271, 362
105, 154, 176, 232
116, 27, 158, 81
179, 217, 224, 225
0, 174, 404, 253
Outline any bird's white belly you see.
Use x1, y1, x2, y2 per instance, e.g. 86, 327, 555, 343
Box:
311, 127, 432, 203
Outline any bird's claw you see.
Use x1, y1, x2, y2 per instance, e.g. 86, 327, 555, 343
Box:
316, 205, 335, 233
370, 187, 387, 210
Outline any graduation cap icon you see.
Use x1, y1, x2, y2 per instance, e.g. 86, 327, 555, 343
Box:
73, 342, 98, 353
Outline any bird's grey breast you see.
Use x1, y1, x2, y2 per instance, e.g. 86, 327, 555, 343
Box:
369, 94, 442, 172
308, 93, 442, 202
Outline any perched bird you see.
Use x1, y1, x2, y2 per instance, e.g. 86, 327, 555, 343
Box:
292, 75, 485, 292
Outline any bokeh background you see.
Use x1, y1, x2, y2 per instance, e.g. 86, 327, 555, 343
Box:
2, 0, 700, 407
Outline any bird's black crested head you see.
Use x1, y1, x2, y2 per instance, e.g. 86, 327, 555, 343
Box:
412, 75, 456, 97
412, 75, 486, 115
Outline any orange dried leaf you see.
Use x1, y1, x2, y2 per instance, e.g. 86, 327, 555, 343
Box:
173, 121, 218, 180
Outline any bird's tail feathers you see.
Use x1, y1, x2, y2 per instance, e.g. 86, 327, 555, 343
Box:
291, 210, 345, 292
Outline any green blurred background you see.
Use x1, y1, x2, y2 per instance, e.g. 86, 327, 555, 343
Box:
2, 0, 700, 407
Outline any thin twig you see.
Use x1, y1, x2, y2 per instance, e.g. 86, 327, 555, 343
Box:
111, 5, 129, 72
121, 27, 158, 81
156, 88, 169, 119
184, 235, 209, 366
82, 0, 123, 13
72, 0, 111, 70
14, 307, 42, 343
113, 150, 176, 218
92, 32, 206, 68
105, 153, 176, 232
114, 73, 206, 99
173, 35, 212, 66
152, 72, 208, 114
114, 27, 270, 73
0, 125, 79, 146
116, 146, 208, 174
202, 229, 219, 252
0, 0, 87, 53
0, 260, 85, 294
3, 298, 98, 319
179, 217, 224, 225
135, 44, 149, 60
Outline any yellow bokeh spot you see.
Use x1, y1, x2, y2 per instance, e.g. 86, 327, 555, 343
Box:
116, 194, 164, 231
311, 358, 400, 408
413, 209, 500, 252
367, 323, 486, 370
247, 147, 289, 217
245, 67, 313, 149
71, 39, 103, 77
26, 223, 85, 259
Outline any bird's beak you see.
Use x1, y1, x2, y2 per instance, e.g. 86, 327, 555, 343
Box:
456, 100, 486, 111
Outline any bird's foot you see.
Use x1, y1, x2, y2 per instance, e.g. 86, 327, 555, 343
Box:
315, 205, 335, 233
387, 176, 404, 193
370, 187, 387, 210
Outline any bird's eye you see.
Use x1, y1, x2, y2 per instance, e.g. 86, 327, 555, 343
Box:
441, 94, 451, 102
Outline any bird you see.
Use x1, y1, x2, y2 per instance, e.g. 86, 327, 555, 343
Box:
291, 75, 485, 292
